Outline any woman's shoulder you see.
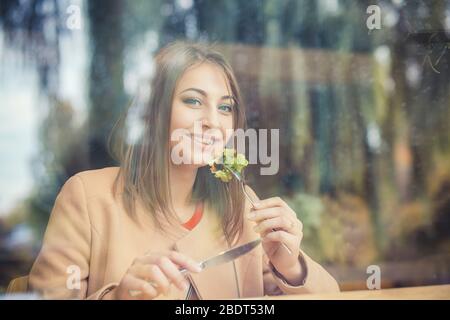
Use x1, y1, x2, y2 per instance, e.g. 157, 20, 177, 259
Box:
63, 166, 122, 201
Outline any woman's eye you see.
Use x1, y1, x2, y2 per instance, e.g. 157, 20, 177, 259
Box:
183, 98, 202, 106
218, 104, 233, 113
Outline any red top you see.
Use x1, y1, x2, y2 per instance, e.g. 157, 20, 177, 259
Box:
182, 202, 204, 230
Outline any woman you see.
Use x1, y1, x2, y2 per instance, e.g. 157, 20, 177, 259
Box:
29, 41, 339, 299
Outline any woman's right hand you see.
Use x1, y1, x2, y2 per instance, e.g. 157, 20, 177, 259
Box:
110, 250, 202, 300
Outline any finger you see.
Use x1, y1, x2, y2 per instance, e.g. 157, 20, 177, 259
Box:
139, 251, 202, 274
167, 251, 203, 273
262, 230, 299, 252
131, 264, 171, 295
254, 216, 297, 236
156, 256, 190, 291
253, 197, 286, 210
247, 207, 282, 222
297, 219, 303, 232
124, 274, 158, 300
252, 197, 296, 219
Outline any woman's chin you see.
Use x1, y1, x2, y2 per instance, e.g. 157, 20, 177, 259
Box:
192, 152, 215, 167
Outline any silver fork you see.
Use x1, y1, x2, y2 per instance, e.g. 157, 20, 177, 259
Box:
224, 165, 293, 255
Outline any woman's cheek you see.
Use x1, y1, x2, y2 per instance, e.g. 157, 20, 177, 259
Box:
210, 141, 225, 160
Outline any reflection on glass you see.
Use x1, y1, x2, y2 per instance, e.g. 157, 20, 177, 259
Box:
0, 0, 449, 297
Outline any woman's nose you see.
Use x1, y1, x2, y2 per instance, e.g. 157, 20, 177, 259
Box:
202, 106, 221, 129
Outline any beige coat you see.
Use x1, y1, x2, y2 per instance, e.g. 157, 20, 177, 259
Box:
28, 167, 340, 299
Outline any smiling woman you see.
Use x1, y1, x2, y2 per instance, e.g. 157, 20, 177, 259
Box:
26, 41, 339, 300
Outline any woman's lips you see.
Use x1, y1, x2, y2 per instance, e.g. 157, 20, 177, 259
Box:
194, 136, 213, 145
187, 134, 219, 146
180, 133, 223, 163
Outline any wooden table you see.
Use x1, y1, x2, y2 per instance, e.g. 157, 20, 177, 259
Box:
256, 284, 450, 300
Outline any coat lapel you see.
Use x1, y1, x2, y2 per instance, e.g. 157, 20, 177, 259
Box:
114, 167, 259, 299
173, 202, 254, 299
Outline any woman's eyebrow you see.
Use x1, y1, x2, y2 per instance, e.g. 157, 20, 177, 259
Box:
179, 87, 235, 100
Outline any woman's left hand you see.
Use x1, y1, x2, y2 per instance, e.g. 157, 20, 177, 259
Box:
247, 197, 303, 281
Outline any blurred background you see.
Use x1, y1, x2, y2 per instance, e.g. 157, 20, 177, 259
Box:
0, 0, 449, 294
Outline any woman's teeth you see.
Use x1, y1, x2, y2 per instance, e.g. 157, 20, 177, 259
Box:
193, 135, 214, 145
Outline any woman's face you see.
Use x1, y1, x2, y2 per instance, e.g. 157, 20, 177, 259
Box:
169, 62, 235, 167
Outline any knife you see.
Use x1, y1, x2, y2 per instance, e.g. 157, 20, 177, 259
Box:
128, 238, 262, 297
179, 238, 262, 275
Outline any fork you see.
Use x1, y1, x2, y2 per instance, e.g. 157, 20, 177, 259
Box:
224, 165, 293, 255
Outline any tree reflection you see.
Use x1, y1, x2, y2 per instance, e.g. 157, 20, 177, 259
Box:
0, 0, 449, 292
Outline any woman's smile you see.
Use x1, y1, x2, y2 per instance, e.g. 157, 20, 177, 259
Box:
185, 133, 221, 148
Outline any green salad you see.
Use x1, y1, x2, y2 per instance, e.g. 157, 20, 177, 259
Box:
208, 148, 249, 182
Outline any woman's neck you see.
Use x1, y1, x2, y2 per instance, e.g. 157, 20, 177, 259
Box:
168, 163, 198, 213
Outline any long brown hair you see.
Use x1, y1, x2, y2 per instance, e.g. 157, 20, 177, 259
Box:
108, 41, 247, 245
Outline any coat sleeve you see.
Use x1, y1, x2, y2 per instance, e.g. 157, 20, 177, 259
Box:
242, 186, 340, 296
28, 175, 118, 300
262, 248, 340, 296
